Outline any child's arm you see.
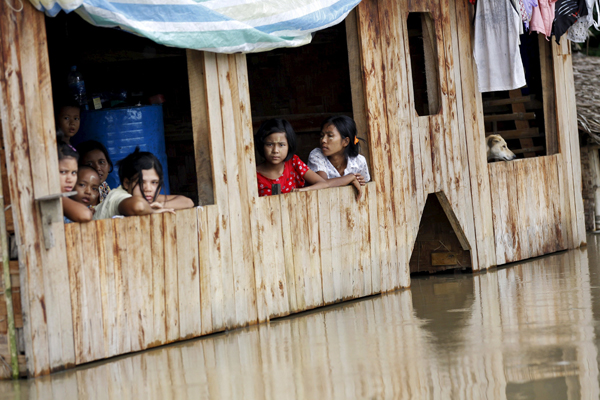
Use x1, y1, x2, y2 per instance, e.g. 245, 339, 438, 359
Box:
118, 196, 175, 216
314, 171, 363, 200
155, 194, 194, 210
295, 170, 329, 192
63, 197, 94, 223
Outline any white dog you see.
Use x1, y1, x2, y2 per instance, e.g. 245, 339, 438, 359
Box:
487, 134, 516, 162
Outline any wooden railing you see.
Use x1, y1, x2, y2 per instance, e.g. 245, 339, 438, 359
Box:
488, 155, 567, 265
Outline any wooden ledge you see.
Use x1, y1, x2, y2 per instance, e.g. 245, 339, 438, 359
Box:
35, 191, 76, 249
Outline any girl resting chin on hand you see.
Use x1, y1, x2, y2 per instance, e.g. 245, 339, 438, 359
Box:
93, 147, 194, 220
255, 118, 329, 197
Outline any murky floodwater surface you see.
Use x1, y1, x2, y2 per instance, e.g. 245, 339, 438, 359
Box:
5, 236, 600, 399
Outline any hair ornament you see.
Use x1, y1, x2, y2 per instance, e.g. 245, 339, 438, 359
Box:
354, 136, 360, 145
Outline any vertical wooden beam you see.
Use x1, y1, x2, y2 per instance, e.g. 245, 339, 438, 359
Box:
0, 165, 17, 378
345, 9, 371, 171
453, 0, 497, 269
194, 51, 259, 330
356, 0, 398, 292
187, 50, 215, 206
539, 36, 558, 155
553, 40, 586, 248
0, 0, 75, 376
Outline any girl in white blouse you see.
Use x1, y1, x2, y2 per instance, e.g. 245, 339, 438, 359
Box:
307, 115, 370, 200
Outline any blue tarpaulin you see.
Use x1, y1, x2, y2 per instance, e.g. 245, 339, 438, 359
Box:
30, 0, 361, 53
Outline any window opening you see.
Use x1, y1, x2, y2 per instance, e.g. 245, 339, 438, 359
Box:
46, 12, 211, 207
246, 16, 371, 185
406, 12, 441, 117
481, 34, 554, 159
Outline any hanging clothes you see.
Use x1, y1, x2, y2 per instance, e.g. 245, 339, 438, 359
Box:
474, 0, 527, 92
511, 0, 525, 34
530, 0, 556, 38
519, 0, 539, 30
566, 0, 594, 42
554, 0, 589, 43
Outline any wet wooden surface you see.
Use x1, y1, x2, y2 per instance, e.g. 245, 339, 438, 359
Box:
489, 156, 567, 264
2, 245, 600, 399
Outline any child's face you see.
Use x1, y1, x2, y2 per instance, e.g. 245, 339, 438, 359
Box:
124, 168, 160, 202
320, 123, 349, 157
81, 149, 110, 183
263, 132, 289, 166
57, 106, 80, 141
59, 157, 78, 193
73, 168, 100, 207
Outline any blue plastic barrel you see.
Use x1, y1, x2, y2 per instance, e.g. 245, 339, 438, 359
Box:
74, 104, 170, 194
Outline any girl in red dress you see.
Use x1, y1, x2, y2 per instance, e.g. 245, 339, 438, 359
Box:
255, 119, 329, 197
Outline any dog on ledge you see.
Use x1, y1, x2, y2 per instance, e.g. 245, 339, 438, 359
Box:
487, 134, 516, 162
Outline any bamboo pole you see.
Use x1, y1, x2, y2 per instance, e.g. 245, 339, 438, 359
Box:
0, 165, 18, 378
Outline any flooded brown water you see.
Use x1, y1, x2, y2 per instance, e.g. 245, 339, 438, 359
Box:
4, 236, 600, 399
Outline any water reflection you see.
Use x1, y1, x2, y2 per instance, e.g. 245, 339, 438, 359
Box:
3, 241, 600, 399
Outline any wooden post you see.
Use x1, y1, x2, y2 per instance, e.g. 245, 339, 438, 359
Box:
588, 146, 600, 231
0, 0, 75, 376
0, 171, 17, 378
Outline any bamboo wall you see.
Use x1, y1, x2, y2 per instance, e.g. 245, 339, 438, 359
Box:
0, 0, 586, 377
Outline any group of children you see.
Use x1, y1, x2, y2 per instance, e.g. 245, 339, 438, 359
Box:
255, 115, 370, 199
56, 101, 370, 224
56, 102, 193, 223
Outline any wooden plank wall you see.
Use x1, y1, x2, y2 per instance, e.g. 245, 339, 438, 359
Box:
485, 38, 587, 264
0, 0, 75, 377
0, 0, 587, 377
489, 155, 567, 264
356, 0, 493, 274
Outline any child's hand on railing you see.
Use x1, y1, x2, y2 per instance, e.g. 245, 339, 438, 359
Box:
351, 176, 363, 201
150, 202, 175, 214
354, 173, 366, 186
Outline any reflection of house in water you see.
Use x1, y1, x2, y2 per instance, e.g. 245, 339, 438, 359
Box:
3, 248, 599, 399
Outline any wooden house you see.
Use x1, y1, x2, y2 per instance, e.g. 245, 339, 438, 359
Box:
0, 0, 585, 378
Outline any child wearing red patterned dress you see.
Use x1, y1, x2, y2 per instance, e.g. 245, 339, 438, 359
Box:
255, 119, 328, 197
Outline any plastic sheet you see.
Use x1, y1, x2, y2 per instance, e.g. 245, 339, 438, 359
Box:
29, 0, 362, 53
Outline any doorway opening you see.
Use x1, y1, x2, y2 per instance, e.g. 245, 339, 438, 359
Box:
409, 192, 471, 274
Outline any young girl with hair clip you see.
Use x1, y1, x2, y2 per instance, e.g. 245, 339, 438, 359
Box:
93, 147, 194, 220
255, 118, 329, 197
76, 140, 114, 203
307, 115, 370, 200
58, 143, 94, 223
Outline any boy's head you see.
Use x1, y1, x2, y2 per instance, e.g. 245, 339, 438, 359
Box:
73, 166, 100, 207
255, 118, 297, 162
56, 103, 81, 143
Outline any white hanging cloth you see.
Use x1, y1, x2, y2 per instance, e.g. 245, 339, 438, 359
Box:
568, 0, 600, 42
473, 0, 527, 92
